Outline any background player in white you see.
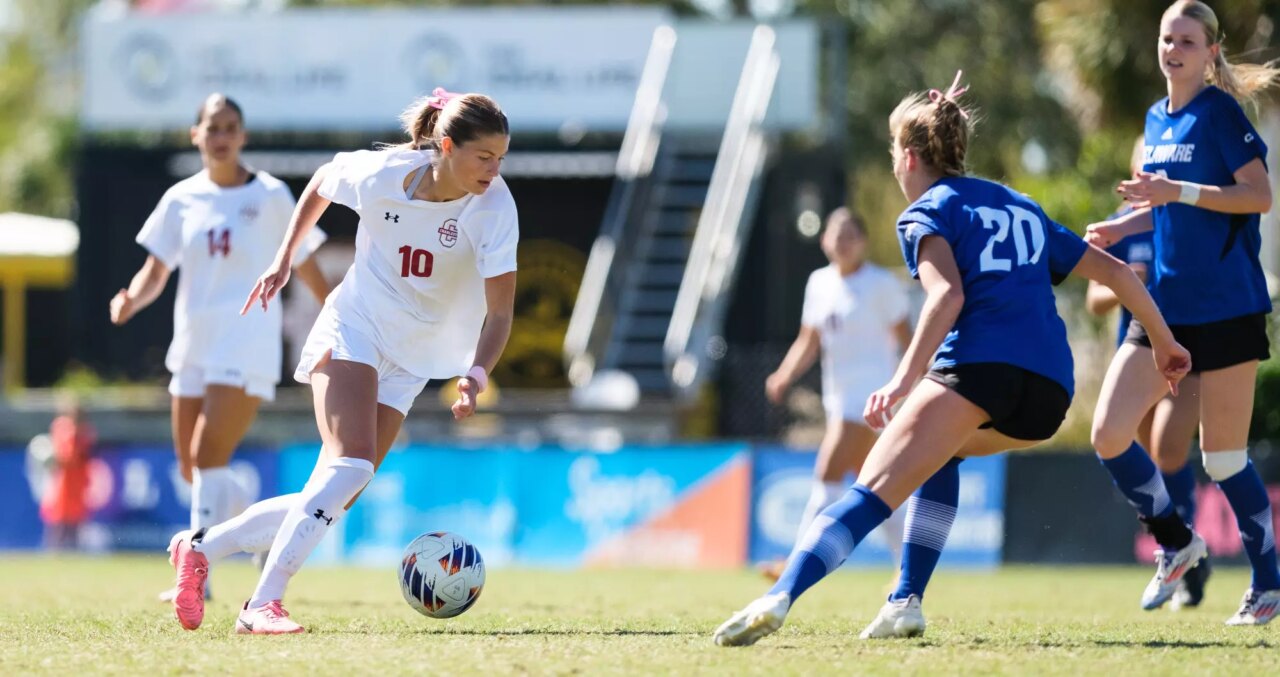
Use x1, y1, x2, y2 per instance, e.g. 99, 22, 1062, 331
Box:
762, 208, 910, 578
163, 88, 518, 634
108, 94, 329, 598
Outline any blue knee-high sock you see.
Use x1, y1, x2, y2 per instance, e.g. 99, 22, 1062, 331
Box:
891, 458, 961, 601
1099, 442, 1173, 519
1217, 461, 1280, 591
770, 484, 892, 601
1161, 462, 1197, 526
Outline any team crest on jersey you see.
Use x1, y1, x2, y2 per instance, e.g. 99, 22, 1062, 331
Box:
240, 204, 260, 223
438, 218, 459, 248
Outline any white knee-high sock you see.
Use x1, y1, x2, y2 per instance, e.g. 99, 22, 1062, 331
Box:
248, 457, 374, 608
796, 481, 846, 544
191, 466, 235, 533
878, 502, 908, 567
193, 493, 301, 561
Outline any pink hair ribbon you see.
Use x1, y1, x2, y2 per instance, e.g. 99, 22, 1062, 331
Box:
426, 87, 458, 110
927, 70, 969, 119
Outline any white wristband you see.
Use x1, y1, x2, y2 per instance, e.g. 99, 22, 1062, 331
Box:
1178, 182, 1201, 206
464, 366, 488, 393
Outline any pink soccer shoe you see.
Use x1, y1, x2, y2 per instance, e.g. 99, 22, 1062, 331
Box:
235, 600, 305, 635
167, 530, 209, 630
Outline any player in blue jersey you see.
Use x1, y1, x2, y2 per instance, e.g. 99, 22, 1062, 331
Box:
713, 73, 1191, 647
1085, 137, 1207, 609
1086, 0, 1280, 625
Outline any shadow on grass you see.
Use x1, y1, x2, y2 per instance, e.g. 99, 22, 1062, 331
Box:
1092, 639, 1273, 650
325, 627, 705, 637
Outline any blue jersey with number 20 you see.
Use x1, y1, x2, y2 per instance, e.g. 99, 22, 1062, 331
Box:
897, 176, 1088, 396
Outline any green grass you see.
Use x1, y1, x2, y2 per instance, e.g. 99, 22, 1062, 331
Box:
0, 556, 1273, 675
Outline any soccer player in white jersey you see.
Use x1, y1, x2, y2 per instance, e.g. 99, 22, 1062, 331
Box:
761, 208, 910, 579
109, 94, 330, 599
162, 88, 518, 635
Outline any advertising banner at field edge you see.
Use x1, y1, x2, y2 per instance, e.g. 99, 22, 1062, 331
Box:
749, 447, 1006, 568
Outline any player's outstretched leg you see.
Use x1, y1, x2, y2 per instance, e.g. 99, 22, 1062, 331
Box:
861, 458, 961, 639
715, 484, 893, 647
238, 457, 373, 634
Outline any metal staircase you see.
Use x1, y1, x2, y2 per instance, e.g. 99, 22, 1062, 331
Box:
565, 25, 780, 399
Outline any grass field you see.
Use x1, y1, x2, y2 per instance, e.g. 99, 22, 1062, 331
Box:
0, 556, 1274, 675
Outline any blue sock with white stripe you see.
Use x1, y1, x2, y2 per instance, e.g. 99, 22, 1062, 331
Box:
1216, 462, 1280, 591
1099, 442, 1173, 519
769, 484, 892, 602
1161, 462, 1197, 526
891, 458, 961, 601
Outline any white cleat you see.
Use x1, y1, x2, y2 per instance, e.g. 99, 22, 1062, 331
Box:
1225, 588, 1280, 626
713, 593, 791, 647
860, 595, 926, 639
1141, 532, 1207, 611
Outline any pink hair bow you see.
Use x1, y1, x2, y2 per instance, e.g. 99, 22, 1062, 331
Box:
927, 70, 969, 119
427, 87, 458, 110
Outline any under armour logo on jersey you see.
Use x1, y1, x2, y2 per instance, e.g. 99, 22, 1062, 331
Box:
240, 204, 260, 223
385, 212, 400, 223
313, 509, 334, 525
1161, 127, 1174, 141
1246, 132, 1256, 143
438, 218, 459, 248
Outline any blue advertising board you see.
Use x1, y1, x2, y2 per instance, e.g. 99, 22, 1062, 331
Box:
281, 442, 751, 568
0, 445, 278, 552
749, 447, 1005, 568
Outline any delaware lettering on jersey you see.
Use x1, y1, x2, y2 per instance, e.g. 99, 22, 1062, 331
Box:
316, 148, 519, 379
136, 170, 327, 383
896, 176, 1087, 395
1143, 143, 1196, 164
1143, 85, 1271, 325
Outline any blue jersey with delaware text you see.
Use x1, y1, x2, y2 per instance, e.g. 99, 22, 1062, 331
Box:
1143, 86, 1271, 324
897, 177, 1088, 395
1104, 211, 1154, 346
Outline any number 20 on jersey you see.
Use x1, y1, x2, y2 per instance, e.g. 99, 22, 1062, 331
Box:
976, 206, 1045, 273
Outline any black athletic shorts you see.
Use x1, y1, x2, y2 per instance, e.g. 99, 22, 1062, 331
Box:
1124, 313, 1269, 373
925, 363, 1071, 441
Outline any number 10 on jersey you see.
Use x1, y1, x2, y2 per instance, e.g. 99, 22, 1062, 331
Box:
398, 245, 434, 278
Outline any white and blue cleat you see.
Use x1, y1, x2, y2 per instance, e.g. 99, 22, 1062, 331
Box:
1141, 532, 1207, 611
713, 592, 791, 647
860, 594, 926, 639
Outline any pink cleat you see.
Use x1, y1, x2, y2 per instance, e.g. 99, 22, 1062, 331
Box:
235, 600, 305, 635
167, 530, 209, 630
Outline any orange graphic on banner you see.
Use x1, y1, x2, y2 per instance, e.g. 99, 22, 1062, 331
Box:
584, 455, 751, 568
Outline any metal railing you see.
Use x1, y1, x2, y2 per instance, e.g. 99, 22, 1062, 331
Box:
563, 25, 677, 387
664, 25, 779, 399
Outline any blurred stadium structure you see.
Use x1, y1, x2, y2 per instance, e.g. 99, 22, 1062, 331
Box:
0, 1, 1278, 572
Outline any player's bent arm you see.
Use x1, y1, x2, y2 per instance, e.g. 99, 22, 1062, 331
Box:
1071, 246, 1177, 352
111, 255, 171, 325
1187, 158, 1272, 215
292, 257, 331, 304
772, 326, 820, 385
893, 236, 964, 385
275, 166, 334, 267
1085, 279, 1120, 316
470, 272, 517, 376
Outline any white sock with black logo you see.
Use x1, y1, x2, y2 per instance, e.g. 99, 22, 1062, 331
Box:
248, 457, 374, 608
193, 493, 301, 561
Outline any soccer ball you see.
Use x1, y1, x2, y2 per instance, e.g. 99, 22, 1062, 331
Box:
398, 531, 485, 619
